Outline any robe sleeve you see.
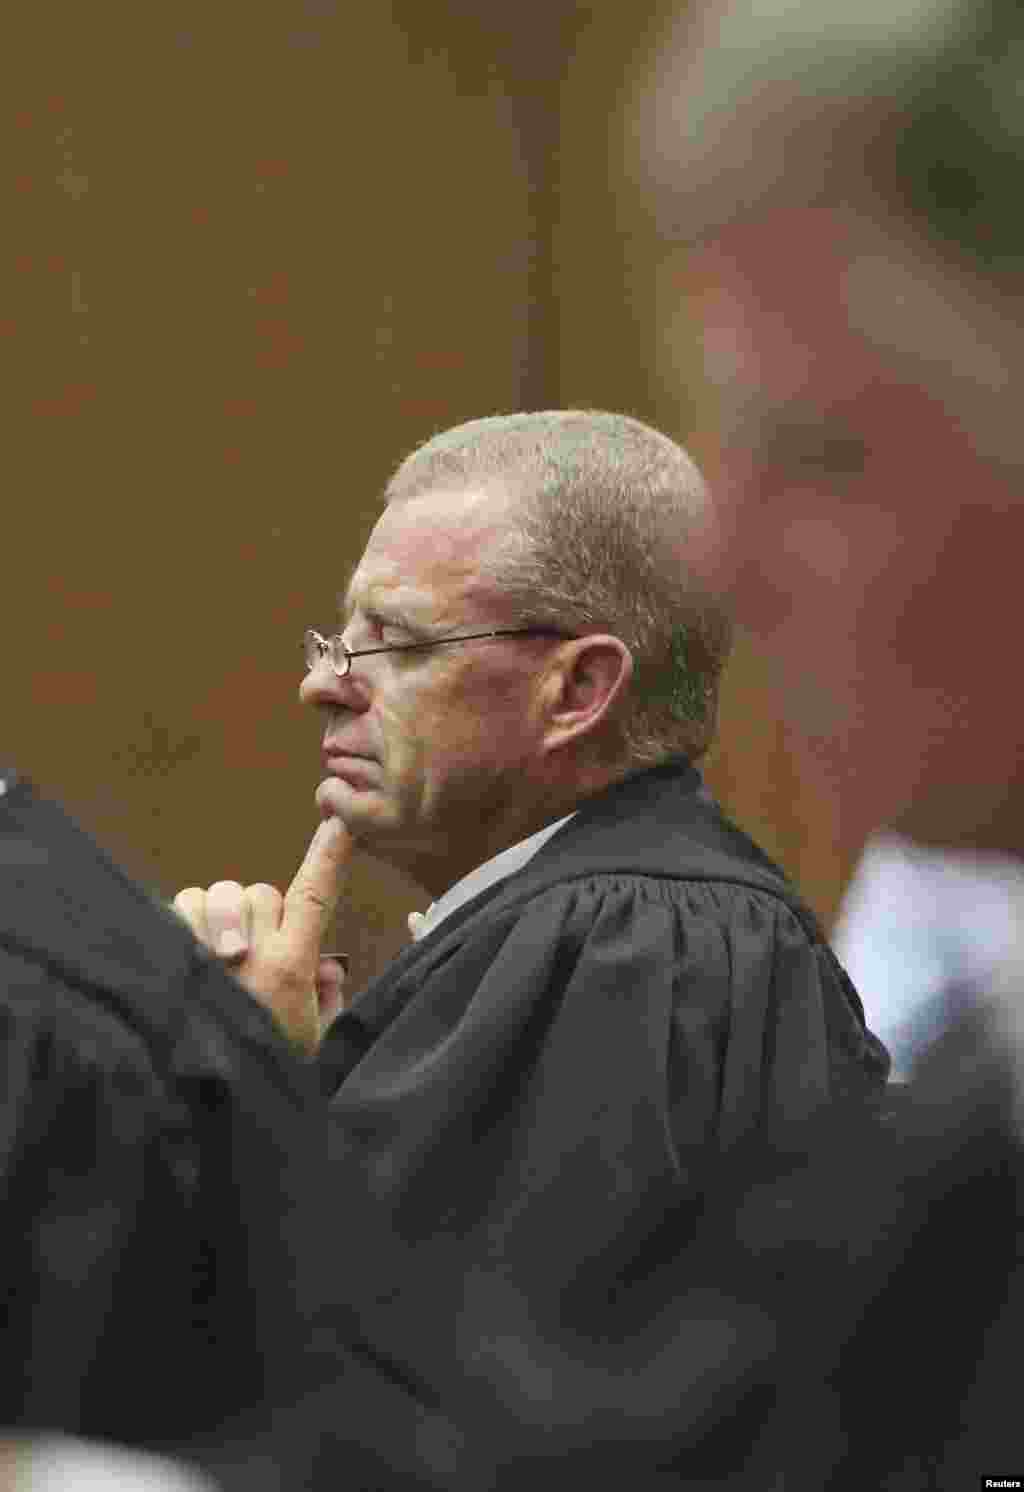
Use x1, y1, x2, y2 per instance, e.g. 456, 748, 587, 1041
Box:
0, 935, 342, 1450
0, 941, 205, 1440
669, 883, 887, 1160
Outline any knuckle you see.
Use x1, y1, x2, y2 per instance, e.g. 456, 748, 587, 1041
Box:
209, 879, 245, 898
247, 881, 283, 904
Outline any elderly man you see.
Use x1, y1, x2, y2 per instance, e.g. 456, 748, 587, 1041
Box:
626, 0, 1024, 1483
177, 409, 886, 1419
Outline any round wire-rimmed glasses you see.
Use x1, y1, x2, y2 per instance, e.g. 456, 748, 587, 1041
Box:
303, 626, 573, 677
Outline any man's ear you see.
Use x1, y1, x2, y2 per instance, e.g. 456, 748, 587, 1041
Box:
542, 636, 634, 753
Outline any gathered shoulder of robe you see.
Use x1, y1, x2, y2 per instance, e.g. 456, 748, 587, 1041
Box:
318, 758, 890, 1408
0, 769, 475, 1490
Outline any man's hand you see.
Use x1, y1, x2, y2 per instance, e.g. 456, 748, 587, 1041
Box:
173, 817, 357, 1055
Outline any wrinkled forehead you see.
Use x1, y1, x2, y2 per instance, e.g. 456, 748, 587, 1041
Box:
350, 485, 516, 616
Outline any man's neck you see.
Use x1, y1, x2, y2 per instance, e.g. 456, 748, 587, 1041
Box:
408, 766, 630, 900
407, 809, 574, 901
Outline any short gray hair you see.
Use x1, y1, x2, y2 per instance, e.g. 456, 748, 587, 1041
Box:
383, 410, 733, 768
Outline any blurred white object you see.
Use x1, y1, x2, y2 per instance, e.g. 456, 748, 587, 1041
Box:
834, 833, 1024, 1079
13, 1438, 217, 1492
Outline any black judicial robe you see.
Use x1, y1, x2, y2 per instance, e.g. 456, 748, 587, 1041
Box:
317, 758, 890, 1436
0, 769, 470, 1488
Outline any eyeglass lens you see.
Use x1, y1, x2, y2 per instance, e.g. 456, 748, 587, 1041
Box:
304, 631, 349, 675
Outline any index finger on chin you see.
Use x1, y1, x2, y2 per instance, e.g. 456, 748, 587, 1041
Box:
279, 816, 357, 958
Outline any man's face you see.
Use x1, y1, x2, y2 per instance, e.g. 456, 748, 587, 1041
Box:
300, 486, 556, 887
688, 205, 1024, 855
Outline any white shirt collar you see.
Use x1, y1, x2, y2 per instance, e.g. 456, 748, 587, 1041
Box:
407, 812, 577, 942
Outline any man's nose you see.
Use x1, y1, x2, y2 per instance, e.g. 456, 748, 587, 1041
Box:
298, 658, 365, 710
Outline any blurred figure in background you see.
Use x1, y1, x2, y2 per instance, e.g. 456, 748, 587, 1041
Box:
640, 0, 1021, 866
632, 0, 1024, 1483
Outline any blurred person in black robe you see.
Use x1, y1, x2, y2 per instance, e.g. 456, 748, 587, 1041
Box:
612, 0, 1024, 1484
0, 767, 482, 1489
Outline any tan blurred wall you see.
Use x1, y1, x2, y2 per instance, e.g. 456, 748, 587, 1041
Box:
5, 4, 544, 988
4, 3, 854, 998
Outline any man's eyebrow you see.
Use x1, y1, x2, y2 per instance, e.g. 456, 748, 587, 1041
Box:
335, 583, 436, 639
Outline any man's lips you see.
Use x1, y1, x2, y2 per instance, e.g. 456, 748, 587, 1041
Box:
322, 742, 376, 765
321, 752, 377, 783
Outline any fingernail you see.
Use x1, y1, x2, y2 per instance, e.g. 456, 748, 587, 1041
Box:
217, 929, 247, 958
